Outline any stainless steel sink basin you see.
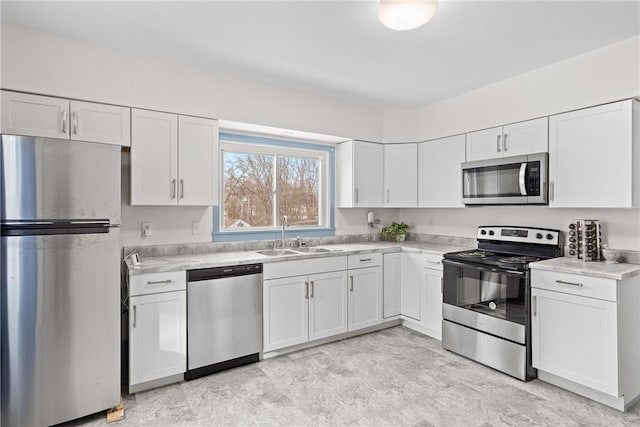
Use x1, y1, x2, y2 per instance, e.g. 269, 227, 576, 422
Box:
292, 247, 333, 253
255, 249, 299, 256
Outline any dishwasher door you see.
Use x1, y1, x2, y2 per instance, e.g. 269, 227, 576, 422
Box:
187, 272, 263, 371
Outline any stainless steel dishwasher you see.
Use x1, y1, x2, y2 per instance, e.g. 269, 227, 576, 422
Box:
185, 263, 263, 380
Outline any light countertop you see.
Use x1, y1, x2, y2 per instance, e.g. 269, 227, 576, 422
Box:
126, 241, 473, 275
530, 257, 640, 280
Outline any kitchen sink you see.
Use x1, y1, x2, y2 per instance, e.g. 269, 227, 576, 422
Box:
255, 249, 299, 256
292, 247, 334, 253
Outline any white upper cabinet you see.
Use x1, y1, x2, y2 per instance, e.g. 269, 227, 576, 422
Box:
131, 109, 179, 206
418, 134, 466, 208
1, 91, 130, 146
336, 140, 384, 208
130, 109, 218, 206
466, 118, 548, 161
70, 100, 131, 146
1, 91, 69, 139
178, 115, 219, 206
548, 100, 638, 208
384, 143, 418, 207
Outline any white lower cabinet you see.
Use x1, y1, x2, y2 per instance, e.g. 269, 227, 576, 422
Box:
420, 257, 443, 338
531, 268, 640, 411
383, 252, 402, 318
348, 266, 383, 331
129, 290, 187, 389
401, 252, 421, 320
263, 270, 347, 352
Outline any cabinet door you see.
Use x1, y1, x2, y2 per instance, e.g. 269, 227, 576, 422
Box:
549, 100, 636, 208
130, 109, 179, 205
401, 252, 421, 320
384, 143, 418, 207
418, 135, 466, 207
69, 100, 131, 146
502, 117, 547, 157
465, 126, 503, 161
129, 291, 187, 386
309, 271, 348, 341
1, 91, 69, 139
178, 116, 219, 206
263, 276, 309, 352
422, 268, 443, 337
348, 267, 383, 331
383, 252, 402, 318
353, 141, 384, 207
531, 288, 619, 396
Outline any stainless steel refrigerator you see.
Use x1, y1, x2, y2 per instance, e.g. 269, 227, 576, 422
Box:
1, 135, 121, 426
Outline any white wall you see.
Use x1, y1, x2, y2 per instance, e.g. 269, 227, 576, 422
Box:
383, 36, 640, 143
384, 36, 640, 252
0, 25, 384, 247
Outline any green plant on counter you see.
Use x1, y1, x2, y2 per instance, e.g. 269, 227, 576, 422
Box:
380, 222, 410, 241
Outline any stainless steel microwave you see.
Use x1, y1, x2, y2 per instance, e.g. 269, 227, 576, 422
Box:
461, 152, 548, 205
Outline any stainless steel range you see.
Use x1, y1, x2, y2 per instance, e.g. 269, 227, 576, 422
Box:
442, 226, 561, 381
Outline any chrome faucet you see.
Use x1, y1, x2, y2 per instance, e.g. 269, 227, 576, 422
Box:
281, 215, 288, 248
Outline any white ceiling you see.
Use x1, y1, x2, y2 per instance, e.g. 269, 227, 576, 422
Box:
2, 1, 639, 108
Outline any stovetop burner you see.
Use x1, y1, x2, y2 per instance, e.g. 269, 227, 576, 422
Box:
458, 251, 495, 258
499, 256, 541, 264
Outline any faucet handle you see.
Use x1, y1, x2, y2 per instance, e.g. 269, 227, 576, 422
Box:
283, 215, 288, 226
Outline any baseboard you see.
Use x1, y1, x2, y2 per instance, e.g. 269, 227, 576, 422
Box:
263, 319, 401, 359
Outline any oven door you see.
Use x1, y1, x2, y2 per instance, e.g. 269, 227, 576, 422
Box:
442, 259, 528, 344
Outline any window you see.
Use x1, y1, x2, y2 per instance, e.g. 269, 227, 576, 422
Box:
218, 134, 333, 237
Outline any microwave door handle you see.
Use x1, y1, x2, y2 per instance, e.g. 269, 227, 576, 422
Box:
519, 163, 528, 196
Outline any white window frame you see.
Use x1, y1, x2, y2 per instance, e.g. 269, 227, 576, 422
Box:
220, 140, 330, 232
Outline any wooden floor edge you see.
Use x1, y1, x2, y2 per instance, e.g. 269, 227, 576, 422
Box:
106, 396, 125, 423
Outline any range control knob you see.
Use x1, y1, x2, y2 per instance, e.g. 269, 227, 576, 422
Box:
546, 234, 554, 240
536, 233, 543, 239
489, 230, 495, 236
569, 250, 576, 256
480, 230, 487, 235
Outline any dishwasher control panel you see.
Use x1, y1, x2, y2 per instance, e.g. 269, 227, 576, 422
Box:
187, 263, 263, 281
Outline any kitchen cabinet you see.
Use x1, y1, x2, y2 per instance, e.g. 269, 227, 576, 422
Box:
548, 100, 639, 208
384, 143, 418, 207
466, 117, 548, 162
401, 252, 421, 321
383, 252, 402, 318
128, 271, 187, 392
346, 253, 383, 331
421, 255, 443, 339
263, 256, 348, 352
336, 140, 384, 207
418, 134, 465, 207
1, 90, 130, 146
531, 268, 640, 411
130, 109, 219, 206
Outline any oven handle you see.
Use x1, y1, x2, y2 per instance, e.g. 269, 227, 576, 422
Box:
519, 163, 528, 196
442, 259, 526, 276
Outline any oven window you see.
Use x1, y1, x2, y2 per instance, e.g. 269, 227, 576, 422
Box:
443, 263, 526, 325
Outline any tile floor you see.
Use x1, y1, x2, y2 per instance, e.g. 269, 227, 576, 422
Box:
66, 326, 640, 426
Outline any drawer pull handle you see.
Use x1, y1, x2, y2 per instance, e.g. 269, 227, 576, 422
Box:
132, 305, 137, 328
555, 280, 583, 287
147, 279, 173, 285
359, 258, 372, 263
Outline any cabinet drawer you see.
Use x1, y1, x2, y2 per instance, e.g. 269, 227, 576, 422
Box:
531, 270, 617, 302
422, 253, 443, 270
129, 271, 186, 296
348, 252, 383, 269
263, 256, 347, 280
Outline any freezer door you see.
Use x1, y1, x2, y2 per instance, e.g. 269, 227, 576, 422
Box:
1, 135, 121, 223
1, 230, 120, 427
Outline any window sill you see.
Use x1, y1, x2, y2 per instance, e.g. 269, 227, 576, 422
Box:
213, 228, 335, 242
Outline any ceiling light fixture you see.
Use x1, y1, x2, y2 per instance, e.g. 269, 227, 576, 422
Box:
376, 0, 439, 31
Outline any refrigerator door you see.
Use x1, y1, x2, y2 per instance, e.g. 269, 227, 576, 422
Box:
1, 134, 121, 223
1, 229, 121, 427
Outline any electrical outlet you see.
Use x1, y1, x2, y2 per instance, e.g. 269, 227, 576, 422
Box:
141, 222, 152, 237
192, 221, 200, 235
